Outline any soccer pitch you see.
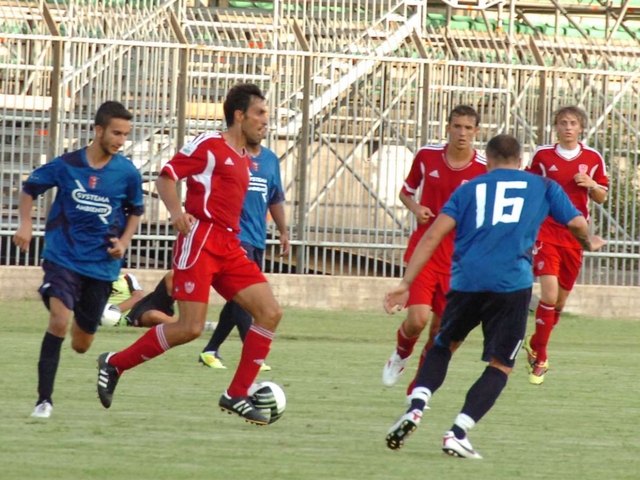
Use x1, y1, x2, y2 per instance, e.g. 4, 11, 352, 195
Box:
1, 300, 639, 480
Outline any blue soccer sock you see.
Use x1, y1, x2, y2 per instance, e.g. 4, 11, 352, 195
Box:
37, 332, 64, 405
455, 365, 508, 434
412, 344, 452, 399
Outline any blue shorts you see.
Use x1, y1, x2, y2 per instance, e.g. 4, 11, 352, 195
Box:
38, 260, 113, 335
435, 288, 532, 368
241, 241, 264, 269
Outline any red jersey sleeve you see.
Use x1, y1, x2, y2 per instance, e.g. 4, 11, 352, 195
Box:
160, 135, 211, 181
525, 149, 544, 175
587, 148, 609, 191
401, 150, 426, 196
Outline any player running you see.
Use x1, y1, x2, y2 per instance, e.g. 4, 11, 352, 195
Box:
13, 101, 143, 419
96, 83, 283, 426
383, 134, 606, 458
382, 105, 486, 396
524, 106, 609, 385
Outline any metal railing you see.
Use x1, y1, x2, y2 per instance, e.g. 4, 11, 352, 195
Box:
1, 0, 639, 285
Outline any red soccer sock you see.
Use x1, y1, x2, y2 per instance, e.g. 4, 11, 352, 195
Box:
531, 301, 556, 363
553, 309, 562, 327
109, 325, 170, 374
227, 325, 274, 398
396, 323, 419, 360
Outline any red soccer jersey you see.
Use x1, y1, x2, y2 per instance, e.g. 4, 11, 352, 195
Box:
403, 144, 487, 274
160, 132, 251, 232
526, 143, 609, 249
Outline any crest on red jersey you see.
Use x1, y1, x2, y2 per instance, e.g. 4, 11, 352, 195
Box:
578, 164, 588, 174
88, 175, 98, 189
461, 179, 469, 185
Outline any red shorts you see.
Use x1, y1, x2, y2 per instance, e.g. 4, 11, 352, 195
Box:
532, 241, 582, 291
172, 221, 266, 303
406, 267, 450, 317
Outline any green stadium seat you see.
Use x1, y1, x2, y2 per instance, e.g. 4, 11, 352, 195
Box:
587, 26, 607, 39
471, 19, 490, 32
516, 23, 536, 35
254, 2, 275, 9
426, 13, 446, 28
536, 24, 558, 36
229, 1, 254, 8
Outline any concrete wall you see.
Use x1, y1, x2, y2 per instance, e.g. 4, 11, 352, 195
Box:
1, 266, 638, 320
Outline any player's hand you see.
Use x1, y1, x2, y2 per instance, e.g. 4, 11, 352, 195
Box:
279, 233, 290, 256
108, 237, 127, 259
171, 212, 196, 236
574, 173, 596, 190
13, 223, 33, 252
587, 234, 607, 252
383, 282, 410, 314
414, 206, 435, 225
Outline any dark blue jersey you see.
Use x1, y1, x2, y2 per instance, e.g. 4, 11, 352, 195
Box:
441, 168, 581, 293
22, 148, 144, 281
239, 147, 285, 249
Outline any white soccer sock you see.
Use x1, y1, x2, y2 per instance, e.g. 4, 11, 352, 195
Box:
454, 413, 476, 434
408, 386, 432, 409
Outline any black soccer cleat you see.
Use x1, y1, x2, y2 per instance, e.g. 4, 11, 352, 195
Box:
97, 352, 120, 409
219, 391, 268, 426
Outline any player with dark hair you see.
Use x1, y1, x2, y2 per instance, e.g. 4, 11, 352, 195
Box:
104, 271, 215, 330
383, 134, 605, 458
524, 106, 609, 385
96, 83, 283, 425
382, 105, 486, 396
199, 138, 289, 370
13, 101, 144, 419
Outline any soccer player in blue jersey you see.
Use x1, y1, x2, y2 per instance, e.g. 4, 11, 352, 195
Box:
13, 101, 144, 419
383, 134, 605, 458
199, 139, 289, 370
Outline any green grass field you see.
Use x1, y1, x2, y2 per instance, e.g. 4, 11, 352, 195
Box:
1, 299, 639, 480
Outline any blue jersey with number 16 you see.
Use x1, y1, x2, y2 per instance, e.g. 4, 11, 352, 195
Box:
441, 168, 581, 293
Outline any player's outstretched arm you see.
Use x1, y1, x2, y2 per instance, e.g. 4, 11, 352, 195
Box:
13, 192, 35, 252
567, 216, 606, 252
156, 174, 194, 236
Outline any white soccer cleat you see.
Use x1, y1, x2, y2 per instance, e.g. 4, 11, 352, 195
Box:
382, 351, 408, 387
31, 401, 53, 419
442, 431, 483, 459
386, 408, 422, 450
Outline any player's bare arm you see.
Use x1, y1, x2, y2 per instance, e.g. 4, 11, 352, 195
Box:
383, 214, 456, 315
108, 214, 141, 259
156, 174, 195, 235
567, 216, 607, 252
574, 173, 607, 204
399, 191, 434, 225
269, 202, 290, 256
13, 192, 35, 252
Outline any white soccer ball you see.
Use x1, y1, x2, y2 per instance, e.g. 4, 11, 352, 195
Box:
100, 303, 122, 327
248, 381, 286, 424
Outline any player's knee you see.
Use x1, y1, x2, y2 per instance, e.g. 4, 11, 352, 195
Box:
406, 314, 429, 335
183, 322, 204, 342
255, 302, 282, 330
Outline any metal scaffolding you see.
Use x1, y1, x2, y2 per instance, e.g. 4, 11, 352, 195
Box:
1, 0, 639, 285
